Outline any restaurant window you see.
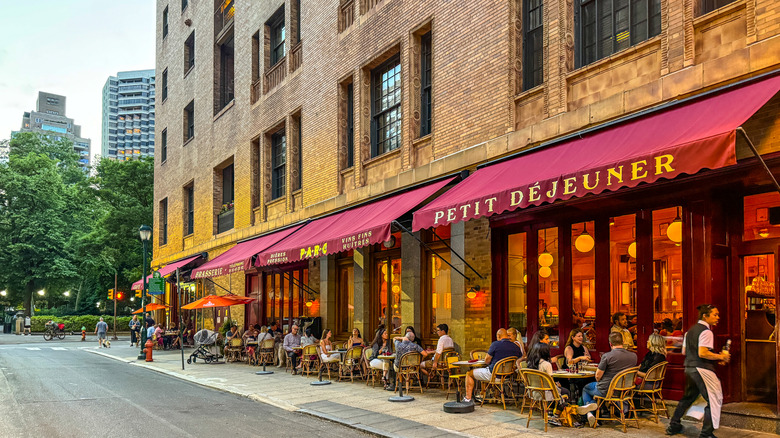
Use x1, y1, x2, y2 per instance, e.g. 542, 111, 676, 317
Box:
271, 128, 286, 200
700, 0, 735, 15
337, 261, 354, 336
377, 257, 402, 335
159, 198, 168, 245
419, 32, 432, 137
268, 7, 285, 66
184, 31, 195, 73
371, 55, 401, 157
576, 0, 662, 67
163, 6, 169, 38
523, 0, 544, 90
508, 232, 528, 338
571, 221, 595, 348
652, 207, 683, 345
744, 192, 780, 241
263, 267, 311, 330
427, 252, 452, 338
538, 227, 559, 343
610, 213, 637, 316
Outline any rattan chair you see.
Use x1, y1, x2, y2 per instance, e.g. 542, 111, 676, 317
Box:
339, 346, 364, 382
633, 361, 669, 423
593, 366, 640, 432
479, 356, 518, 410
470, 349, 488, 360
426, 348, 457, 388
300, 344, 320, 377
552, 355, 565, 370
396, 351, 424, 394
257, 338, 275, 366
445, 355, 467, 400
520, 368, 564, 432
224, 337, 244, 362
363, 347, 383, 387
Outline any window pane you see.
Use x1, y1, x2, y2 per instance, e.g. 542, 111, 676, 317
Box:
508, 233, 528, 339
265, 273, 275, 323
653, 207, 684, 349
429, 252, 452, 337
292, 270, 301, 323
744, 192, 780, 241
571, 221, 596, 348
390, 259, 402, 335
610, 213, 637, 317
538, 227, 559, 344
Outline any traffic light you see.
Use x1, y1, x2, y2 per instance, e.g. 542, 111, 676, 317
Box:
116, 291, 124, 300
108, 289, 114, 300
135, 290, 142, 299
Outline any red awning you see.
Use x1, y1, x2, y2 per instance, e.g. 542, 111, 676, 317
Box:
256, 178, 454, 266
190, 224, 304, 279
131, 255, 202, 291
413, 74, 780, 231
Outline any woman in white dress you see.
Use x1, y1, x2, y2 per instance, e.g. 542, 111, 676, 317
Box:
319, 329, 340, 363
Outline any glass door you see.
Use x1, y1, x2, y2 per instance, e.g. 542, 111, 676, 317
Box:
375, 256, 402, 335
742, 253, 777, 404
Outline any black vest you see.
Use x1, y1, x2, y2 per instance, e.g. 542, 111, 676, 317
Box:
684, 322, 717, 372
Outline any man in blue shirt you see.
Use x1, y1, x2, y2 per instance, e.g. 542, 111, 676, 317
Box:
462, 328, 521, 404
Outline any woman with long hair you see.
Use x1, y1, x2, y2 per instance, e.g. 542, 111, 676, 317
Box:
526, 329, 549, 354
369, 327, 393, 387
636, 333, 667, 387
348, 328, 364, 347
319, 329, 340, 363
526, 342, 592, 425
404, 326, 423, 347
563, 328, 591, 370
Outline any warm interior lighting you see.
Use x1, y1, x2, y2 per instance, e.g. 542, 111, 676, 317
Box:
628, 242, 637, 258
667, 207, 683, 243
548, 306, 559, 316
538, 252, 554, 267
305, 300, 313, 307
466, 291, 477, 299
523, 274, 527, 284
539, 266, 552, 278
758, 228, 770, 238
575, 224, 595, 253
392, 285, 400, 293
584, 308, 596, 318
671, 299, 678, 307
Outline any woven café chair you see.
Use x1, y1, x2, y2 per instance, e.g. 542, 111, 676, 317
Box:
339, 346, 364, 382
470, 350, 488, 360
521, 368, 564, 432
300, 344, 320, 377
551, 354, 565, 370
426, 348, 457, 389
224, 337, 244, 363
397, 351, 424, 394
633, 361, 669, 423
593, 366, 640, 432
479, 356, 518, 410
445, 355, 467, 400
363, 347, 383, 387
257, 338, 275, 366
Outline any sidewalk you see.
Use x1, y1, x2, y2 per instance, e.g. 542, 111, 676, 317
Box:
88, 344, 773, 438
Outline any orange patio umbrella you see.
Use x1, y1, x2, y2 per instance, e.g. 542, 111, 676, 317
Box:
181, 294, 255, 310
132, 303, 170, 314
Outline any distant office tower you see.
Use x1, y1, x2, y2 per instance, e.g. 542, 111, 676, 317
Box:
16, 92, 91, 170
101, 69, 156, 161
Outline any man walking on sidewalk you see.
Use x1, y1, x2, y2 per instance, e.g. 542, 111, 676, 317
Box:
667, 304, 730, 438
95, 317, 108, 348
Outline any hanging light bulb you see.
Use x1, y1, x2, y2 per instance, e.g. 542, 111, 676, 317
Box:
628, 241, 637, 258
305, 300, 313, 308
538, 229, 553, 267
523, 274, 527, 284
575, 223, 595, 253
539, 266, 552, 278
667, 207, 683, 243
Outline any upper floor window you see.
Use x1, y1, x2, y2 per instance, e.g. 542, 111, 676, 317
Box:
161, 128, 168, 162
269, 7, 286, 65
160, 198, 168, 245
576, 0, 661, 68
346, 82, 354, 168
184, 100, 194, 142
371, 55, 401, 157
420, 32, 432, 137
271, 129, 286, 199
523, 0, 544, 90
185, 184, 194, 236
184, 31, 195, 73
162, 68, 168, 101
163, 6, 169, 38
700, 0, 735, 15
216, 35, 235, 113
182, 0, 188, 11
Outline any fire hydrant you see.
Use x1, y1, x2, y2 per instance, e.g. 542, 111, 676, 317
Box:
144, 338, 154, 362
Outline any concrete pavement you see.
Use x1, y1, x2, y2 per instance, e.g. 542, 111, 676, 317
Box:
82, 341, 778, 438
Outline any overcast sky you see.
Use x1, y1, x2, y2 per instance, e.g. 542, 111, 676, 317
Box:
0, 1, 156, 163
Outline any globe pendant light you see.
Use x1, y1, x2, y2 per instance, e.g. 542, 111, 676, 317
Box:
667, 207, 683, 243
575, 223, 595, 253
628, 241, 637, 259
539, 266, 552, 278
538, 229, 554, 267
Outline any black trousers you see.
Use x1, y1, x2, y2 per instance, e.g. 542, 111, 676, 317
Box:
130, 329, 139, 344
287, 351, 300, 368
670, 369, 714, 437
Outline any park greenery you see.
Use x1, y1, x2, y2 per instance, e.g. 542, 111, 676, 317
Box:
0, 133, 153, 316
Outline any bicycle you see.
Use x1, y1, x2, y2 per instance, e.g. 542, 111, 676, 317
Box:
43, 323, 66, 341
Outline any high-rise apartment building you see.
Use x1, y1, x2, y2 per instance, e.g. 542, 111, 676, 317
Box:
101, 69, 156, 160
17, 91, 91, 170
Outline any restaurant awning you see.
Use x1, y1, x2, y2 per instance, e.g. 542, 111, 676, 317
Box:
190, 224, 304, 279
413, 74, 780, 231
256, 177, 455, 266
131, 255, 203, 291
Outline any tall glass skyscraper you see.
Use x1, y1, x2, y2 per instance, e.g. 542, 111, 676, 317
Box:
101, 69, 156, 161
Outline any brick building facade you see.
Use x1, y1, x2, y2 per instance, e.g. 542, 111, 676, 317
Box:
153, 0, 780, 408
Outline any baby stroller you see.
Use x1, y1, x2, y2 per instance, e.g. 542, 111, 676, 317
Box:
187, 329, 223, 364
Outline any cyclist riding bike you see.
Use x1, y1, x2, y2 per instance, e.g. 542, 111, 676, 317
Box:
43, 320, 65, 341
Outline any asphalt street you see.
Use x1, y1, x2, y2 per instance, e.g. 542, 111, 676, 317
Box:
0, 336, 370, 438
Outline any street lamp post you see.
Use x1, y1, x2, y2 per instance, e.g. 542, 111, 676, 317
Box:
138, 225, 152, 360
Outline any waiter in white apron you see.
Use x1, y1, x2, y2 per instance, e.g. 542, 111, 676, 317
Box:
667, 304, 730, 438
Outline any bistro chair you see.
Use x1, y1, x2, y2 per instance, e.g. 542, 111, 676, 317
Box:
445, 355, 467, 400
319, 345, 340, 380
593, 366, 640, 432
339, 346, 364, 382
521, 368, 564, 432
245, 342, 258, 365
257, 338, 275, 366
224, 337, 244, 363
363, 347, 381, 387
470, 350, 488, 361
551, 354, 565, 370
479, 356, 518, 410
427, 348, 457, 388
396, 351, 424, 394
300, 344, 320, 377
633, 361, 669, 423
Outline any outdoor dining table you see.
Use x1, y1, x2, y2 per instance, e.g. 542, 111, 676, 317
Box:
551, 370, 596, 403
377, 354, 415, 403
442, 360, 486, 413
